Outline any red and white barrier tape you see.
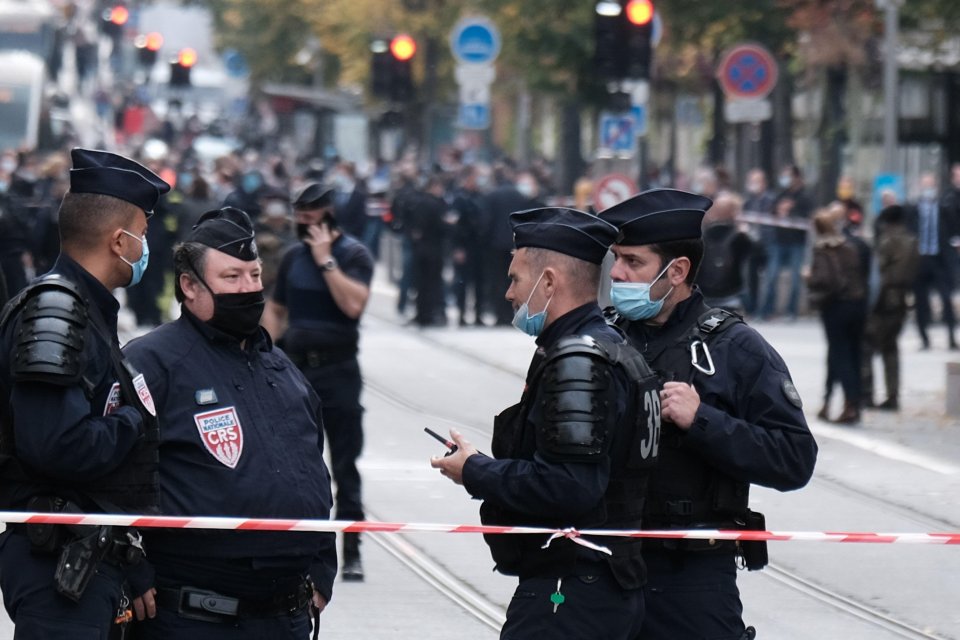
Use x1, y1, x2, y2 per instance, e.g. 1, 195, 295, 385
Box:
3, 512, 960, 545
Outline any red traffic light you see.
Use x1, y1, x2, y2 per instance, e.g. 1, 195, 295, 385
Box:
390, 34, 416, 61
177, 48, 197, 68
625, 0, 653, 26
108, 5, 129, 26
144, 32, 163, 51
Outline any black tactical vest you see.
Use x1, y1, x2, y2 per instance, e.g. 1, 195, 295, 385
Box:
0, 276, 160, 513
481, 335, 659, 588
628, 304, 750, 529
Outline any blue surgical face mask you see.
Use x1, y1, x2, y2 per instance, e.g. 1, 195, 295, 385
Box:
241, 172, 262, 194
610, 259, 675, 321
120, 229, 149, 287
512, 271, 553, 337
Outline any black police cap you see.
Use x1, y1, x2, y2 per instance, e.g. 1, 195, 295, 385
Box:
509, 207, 618, 265
69, 148, 170, 215
291, 183, 335, 209
598, 189, 713, 246
187, 207, 259, 261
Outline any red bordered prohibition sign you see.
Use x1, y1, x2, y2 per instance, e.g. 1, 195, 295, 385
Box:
716, 43, 779, 101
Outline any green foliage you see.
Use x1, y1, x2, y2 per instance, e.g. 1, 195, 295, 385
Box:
203, 0, 313, 86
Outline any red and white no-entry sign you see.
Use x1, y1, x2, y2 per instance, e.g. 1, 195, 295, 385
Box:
593, 173, 638, 211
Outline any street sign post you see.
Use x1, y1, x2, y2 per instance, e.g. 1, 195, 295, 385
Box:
450, 17, 501, 65
457, 103, 491, 130
724, 98, 772, 123
716, 43, 779, 100
598, 113, 637, 158
593, 173, 638, 210
451, 17, 500, 131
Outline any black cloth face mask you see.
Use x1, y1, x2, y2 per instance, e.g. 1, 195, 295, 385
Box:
191, 266, 265, 340
208, 290, 265, 340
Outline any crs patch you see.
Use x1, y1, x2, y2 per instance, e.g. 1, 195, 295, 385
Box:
103, 383, 122, 416
193, 406, 244, 469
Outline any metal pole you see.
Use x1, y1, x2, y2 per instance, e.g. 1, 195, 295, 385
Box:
880, 0, 902, 174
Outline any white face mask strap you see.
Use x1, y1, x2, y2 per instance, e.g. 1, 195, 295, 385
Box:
524, 270, 546, 307
121, 229, 144, 245
654, 258, 676, 284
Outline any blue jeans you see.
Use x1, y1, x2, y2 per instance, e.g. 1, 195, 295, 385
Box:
760, 242, 806, 318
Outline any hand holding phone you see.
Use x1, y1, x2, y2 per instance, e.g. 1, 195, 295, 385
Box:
424, 427, 458, 456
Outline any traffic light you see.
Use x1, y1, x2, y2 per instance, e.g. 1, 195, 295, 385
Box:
593, 1, 623, 79
169, 48, 196, 87
388, 34, 415, 102
370, 34, 417, 103
593, 0, 655, 80
101, 5, 128, 39
370, 38, 392, 97
135, 32, 163, 68
623, 0, 654, 80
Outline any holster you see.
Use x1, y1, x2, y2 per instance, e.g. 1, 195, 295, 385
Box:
739, 510, 768, 571
25, 496, 91, 555
54, 526, 112, 602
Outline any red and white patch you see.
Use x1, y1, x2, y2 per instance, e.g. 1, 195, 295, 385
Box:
193, 406, 244, 469
103, 382, 122, 416
132, 373, 156, 417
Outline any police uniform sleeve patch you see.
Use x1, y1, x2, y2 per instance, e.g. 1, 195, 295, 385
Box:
781, 379, 803, 409
133, 373, 157, 417
103, 382, 122, 416
194, 406, 244, 469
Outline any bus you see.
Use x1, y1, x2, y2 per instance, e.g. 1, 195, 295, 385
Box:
0, 0, 59, 67
0, 51, 45, 152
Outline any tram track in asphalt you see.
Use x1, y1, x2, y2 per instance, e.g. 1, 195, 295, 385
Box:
361, 315, 954, 639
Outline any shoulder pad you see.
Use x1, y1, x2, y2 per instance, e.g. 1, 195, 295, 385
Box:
545, 335, 611, 363
538, 335, 616, 462
11, 275, 88, 386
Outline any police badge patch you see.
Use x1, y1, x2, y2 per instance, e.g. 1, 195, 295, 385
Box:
103, 382, 121, 415
133, 373, 157, 417
193, 406, 244, 468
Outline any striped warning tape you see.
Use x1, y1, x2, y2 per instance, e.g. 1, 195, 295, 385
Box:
2, 512, 959, 545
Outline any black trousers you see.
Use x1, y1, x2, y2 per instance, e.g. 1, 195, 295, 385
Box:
133, 606, 312, 639
913, 254, 956, 345
637, 551, 745, 640
487, 249, 514, 325
820, 299, 866, 406
302, 359, 364, 521
412, 248, 445, 325
0, 531, 125, 640
500, 572, 644, 640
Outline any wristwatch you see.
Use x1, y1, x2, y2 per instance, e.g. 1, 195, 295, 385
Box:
321, 257, 338, 272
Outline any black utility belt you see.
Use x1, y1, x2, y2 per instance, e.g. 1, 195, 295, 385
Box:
288, 347, 357, 368
642, 537, 738, 553
156, 580, 313, 623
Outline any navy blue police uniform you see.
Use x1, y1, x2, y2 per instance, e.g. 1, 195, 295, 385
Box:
0, 148, 169, 639
122, 207, 336, 639
461, 208, 660, 640
274, 184, 374, 579
600, 190, 818, 640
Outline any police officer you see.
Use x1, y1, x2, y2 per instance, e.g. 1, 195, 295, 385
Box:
0, 148, 169, 638
122, 207, 337, 639
432, 207, 659, 640
263, 183, 374, 581
598, 189, 819, 639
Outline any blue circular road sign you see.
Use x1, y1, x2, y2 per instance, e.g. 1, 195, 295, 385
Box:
450, 17, 501, 65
